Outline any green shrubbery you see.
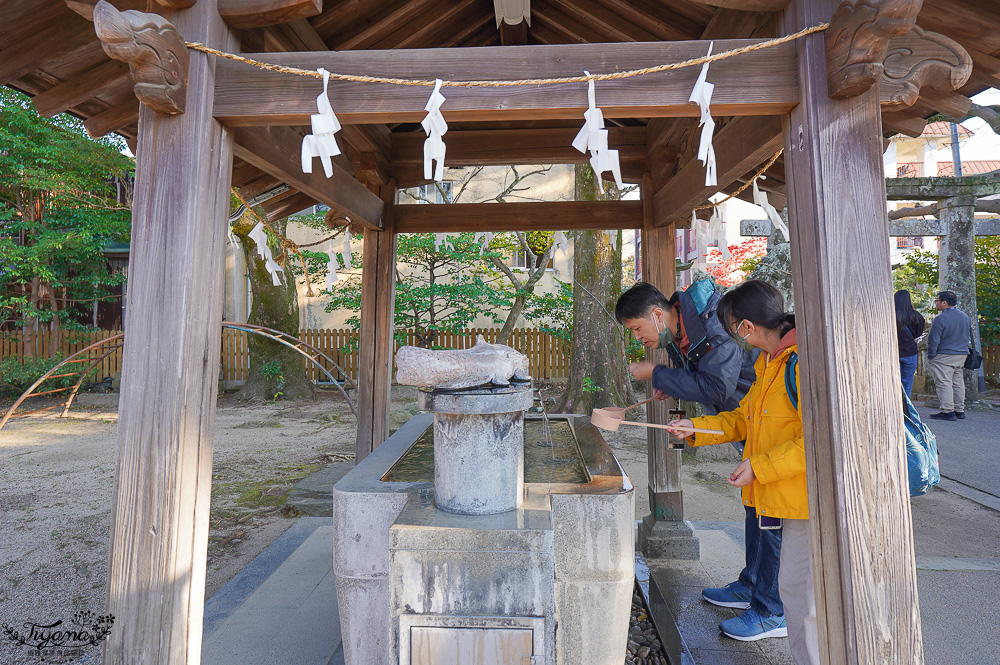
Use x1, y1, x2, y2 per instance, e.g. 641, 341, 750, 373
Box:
0, 355, 75, 396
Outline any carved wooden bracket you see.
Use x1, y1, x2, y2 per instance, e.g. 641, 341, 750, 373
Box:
826, 0, 923, 98
880, 25, 973, 110
93, 0, 189, 115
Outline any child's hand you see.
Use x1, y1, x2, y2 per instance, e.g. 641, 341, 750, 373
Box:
666, 419, 695, 438
728, 459, 756, 487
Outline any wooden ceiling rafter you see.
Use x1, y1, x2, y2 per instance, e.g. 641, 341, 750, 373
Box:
592, 0, 703, 40
0, 11, 102, 86
372, 0, 485, 51
543, 0, 662, 42
329, 0, 442, 51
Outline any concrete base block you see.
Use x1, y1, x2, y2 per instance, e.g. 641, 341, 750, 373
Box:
334, 576, 392, 665
638, 515, 701, 560
554, 578, 633, 665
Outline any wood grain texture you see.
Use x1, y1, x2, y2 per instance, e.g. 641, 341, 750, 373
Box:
0, 12, 98, 85
356, 182, 397, 461
83, 98, 139, 137
826, 0, 922, 98
103, 2, 235, 663
879, 25, 973, 110
218, 0, 321, 28
641, 172, 683, 511
232, 125, 385, 230
652, 115, 783, 227
213, 40, 799, 126
687, 0, 787, 10
784, 1, 923, 663
30, 59, 130, 117
394, 200, 643, 233
93, 1, 190, 114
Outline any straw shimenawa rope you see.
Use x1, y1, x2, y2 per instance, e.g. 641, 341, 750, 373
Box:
186, 22, 828, 88
694, 149, 783, 211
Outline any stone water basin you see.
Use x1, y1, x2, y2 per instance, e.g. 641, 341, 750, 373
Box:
333, 412, 635, 665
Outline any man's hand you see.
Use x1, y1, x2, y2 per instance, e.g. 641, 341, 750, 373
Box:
653, 389, 670, 401
629, 361, 654, 382
728, 459, 756, 487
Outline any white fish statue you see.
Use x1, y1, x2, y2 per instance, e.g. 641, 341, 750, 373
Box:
395, 335, 531, 389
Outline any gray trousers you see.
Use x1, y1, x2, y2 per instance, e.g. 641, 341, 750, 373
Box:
929, 353, 966, 412
778, 518, 820, 665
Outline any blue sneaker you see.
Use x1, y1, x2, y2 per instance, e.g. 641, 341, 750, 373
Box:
719, 608, 788, 641
702, 581, 752, 609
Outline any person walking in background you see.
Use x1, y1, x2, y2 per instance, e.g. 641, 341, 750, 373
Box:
895, 290, 926, 398
927, 290, 972, 421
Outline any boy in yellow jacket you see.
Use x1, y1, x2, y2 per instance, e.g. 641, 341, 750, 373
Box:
670, 280, 818, 665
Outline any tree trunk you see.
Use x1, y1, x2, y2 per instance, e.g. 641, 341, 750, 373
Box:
557, 166, 637, 413
496, 295, 526, 345
232, 214, 313, 400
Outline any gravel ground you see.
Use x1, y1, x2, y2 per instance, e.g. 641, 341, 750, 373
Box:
0, 388, 371, 665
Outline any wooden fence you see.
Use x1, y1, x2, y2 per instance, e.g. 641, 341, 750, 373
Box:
1, 329, 124, 380
3, 328, 571, 384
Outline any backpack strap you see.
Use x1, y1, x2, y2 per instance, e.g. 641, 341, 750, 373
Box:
785, 351, 798, 411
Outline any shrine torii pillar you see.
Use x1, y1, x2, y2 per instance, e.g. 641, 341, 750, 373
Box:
784, 0, 922, 663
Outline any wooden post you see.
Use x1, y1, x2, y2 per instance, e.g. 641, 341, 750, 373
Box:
355, 180, 397, 462
636, 173, 698, 559
103, 2, 235, 664
783, 1, 923, 663
937, 195, 981, 395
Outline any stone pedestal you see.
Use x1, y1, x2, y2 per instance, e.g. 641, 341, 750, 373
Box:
637, 514, 700, 560
419, 383, 533, 515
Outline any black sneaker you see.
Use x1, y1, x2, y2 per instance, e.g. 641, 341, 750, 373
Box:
930, 411, 957, 421
955, 411, 966, 419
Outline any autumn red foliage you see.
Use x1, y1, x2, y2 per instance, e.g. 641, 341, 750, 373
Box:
705, 238, 769, 287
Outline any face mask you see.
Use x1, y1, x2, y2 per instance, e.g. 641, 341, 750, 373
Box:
733, 320, 754, 352
652, 311, 674, 348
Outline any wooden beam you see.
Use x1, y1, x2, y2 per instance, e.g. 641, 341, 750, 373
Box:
390, 126, 646, 168
356, 181, 397, 461
83, 98, 139, 137
330, 0, 441, 50
232, 125, 385, 230
104, 2, 235, 663
499, 19, 528, 46
394, 200, 643, 233
689, 0, 787, 9
31, 59, 130, 117
218, 0, 321, 28
783, 2, 922, 664
544, 0, 660, 41
0, 12, 99, 85
371, 0, 481, 50
594, 0, 702, 40
652, 115, 783, 227
214, 40, 800, 126
264, 190, 317, 219
881, 109, 926, 137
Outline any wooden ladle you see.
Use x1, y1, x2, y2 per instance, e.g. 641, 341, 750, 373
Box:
599, 396, 657, 420
590, 407, 724, 435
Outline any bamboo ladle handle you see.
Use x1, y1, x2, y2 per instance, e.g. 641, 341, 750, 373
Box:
619, 419, 724, 435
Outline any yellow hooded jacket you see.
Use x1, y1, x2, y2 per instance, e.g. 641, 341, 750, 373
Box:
689, 330, 808, 520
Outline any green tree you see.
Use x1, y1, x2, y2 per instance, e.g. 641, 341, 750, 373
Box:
0, 89, 133, 355
324, 231, 510, 348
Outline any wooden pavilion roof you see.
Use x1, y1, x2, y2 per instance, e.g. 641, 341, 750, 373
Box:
3, 0, 999, 222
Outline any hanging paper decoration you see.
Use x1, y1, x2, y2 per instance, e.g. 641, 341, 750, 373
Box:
326, 242, 339, 289
688, 43, 717, 187
708, 208, 730, 261
572, 72, 623, 195
692, 210, 710, 262
478, 231, 495, 256
248, 221, 283, 286
606, 229, 617, 250
753, 178, 790, 241
341, 229, 353, 268
301, 68, 343, 178
422, 79, 448, 183
553, 231, 569, 257
434, 233, 450, 251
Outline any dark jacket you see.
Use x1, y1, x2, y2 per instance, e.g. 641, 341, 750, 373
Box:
897, 313, 925, 358
650, 281, 759, 415
927, 306, 972, 358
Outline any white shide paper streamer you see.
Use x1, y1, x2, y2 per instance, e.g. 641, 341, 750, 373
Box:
301, 68, 343, 178
688, 43, 717, 187
422, 79, 448, 183
572, 72, 624, 195
753, 178, 789, 241
248, 221, 284, 287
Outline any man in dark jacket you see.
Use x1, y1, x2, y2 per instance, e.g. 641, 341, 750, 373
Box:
927, 290, 973, 421
616, 281, 786, 642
